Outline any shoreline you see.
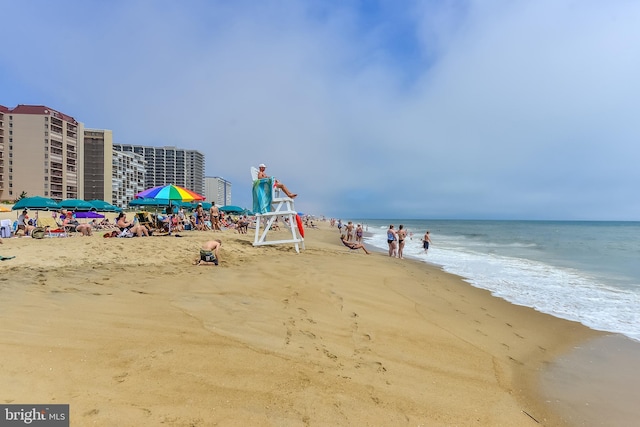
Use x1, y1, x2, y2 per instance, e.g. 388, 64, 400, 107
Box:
0, 217, 622, 425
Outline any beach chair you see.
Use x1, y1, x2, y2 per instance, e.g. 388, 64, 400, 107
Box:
0, 219, 12, 238
37, 217, 68, 238
250, 167, 304, 253
135, 212, 155, 230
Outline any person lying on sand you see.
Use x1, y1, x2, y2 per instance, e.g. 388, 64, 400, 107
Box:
341, 235, 370, 254
194, 240, 222, 266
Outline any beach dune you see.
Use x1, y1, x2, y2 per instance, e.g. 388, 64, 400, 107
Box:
0, 219, 599, 426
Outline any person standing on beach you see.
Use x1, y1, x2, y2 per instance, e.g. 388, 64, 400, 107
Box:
387, 225, 397, 257
345, 221, 354, 241
397, 224, 408, 259
355, 224, 363, 243
210, 202, 221, 231
257, 164, 298, 199
195, 203, 205, 230
423, 230, 432, 253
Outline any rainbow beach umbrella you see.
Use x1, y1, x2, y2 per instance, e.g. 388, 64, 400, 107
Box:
135, 184, 205, 202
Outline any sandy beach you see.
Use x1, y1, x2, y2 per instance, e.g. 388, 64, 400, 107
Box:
0, 212, 604, 426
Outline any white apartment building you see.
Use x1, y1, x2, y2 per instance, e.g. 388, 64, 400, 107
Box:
113, 144, 205, 195
205, 176, 232, 206
112, 150, 145, 208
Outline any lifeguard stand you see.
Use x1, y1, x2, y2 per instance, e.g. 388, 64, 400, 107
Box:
251, 167, 304, 253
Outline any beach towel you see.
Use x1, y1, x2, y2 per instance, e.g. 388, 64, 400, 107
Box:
0, 255, 15, 261
252, 177, 274, 214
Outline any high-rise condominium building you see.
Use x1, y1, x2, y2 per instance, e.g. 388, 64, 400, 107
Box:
0, 104, 82, 201
112, 149, 145, 208
205, 176, 232, 206
113, 144, 205, 195
82, 129, 114, 203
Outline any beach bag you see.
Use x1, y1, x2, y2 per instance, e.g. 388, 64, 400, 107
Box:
31, 228, 46, 239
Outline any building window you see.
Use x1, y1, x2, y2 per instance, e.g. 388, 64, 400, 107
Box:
45, 139, 48, 144
44, 191, 48, 196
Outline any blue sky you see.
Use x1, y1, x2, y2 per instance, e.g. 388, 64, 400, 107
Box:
2, 0, 640, 220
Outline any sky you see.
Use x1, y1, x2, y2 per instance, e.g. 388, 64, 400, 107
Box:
2, 0, 640, 220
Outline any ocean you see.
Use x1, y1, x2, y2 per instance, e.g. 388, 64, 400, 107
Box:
345, 219, 640, 342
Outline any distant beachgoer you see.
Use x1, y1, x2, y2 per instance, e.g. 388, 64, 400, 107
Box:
345, 221, 354, 241
397, 224, 408, 259
63, 212, 93, 236
210, 202, 221, 231
18, 210, 36, 235
423, 231, 432, 253
387, 225, 397, 257
195, 203, 205, 230
195, 239, 222, 265
337, 220, 343, 233
257, 163, 297, 199
341, 235, 370, 254
116, 212, 149, 237
355, 224, 363, 243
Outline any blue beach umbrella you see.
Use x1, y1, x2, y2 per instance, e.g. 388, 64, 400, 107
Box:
12, 196, 61, 211
89, 199, 122, 212
59, 199, 96, 212
219, 205, 244, 214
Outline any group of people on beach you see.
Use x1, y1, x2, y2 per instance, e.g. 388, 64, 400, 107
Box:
387, 225, 432, 258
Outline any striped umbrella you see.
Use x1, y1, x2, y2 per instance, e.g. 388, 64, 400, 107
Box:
135, 184, 205, 202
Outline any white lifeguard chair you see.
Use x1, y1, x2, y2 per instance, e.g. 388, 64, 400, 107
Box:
251, 167, 304, 253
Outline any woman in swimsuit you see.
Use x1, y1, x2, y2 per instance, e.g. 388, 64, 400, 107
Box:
387, 225, 397, 257
341, 235, 370, 254
397, 224, 408, 259
116, 212, 149, 237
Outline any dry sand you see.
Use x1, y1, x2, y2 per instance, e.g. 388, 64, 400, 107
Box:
0, 213, 602, 426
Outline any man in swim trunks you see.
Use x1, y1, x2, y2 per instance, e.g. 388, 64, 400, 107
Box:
195, 239, 222, 266
257, 163, 298, 199
423, 230, 432, 253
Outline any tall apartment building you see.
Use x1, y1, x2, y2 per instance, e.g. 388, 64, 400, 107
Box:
205, 176, 232, 206
0, 106, 7, 200
82, 129, 114, 203
0, 105, 82, 201
112, 150, 145, 208
113, 144, 205, 195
